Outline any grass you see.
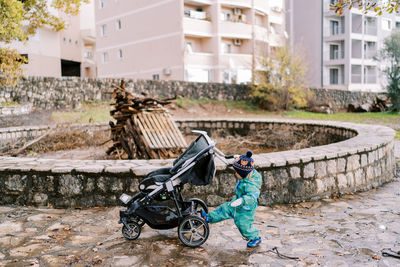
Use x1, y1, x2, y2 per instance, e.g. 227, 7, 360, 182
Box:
51, 102, 111, 124
0, 102, 20, 107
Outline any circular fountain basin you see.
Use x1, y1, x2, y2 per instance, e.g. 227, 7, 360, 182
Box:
0, 119, 395, 208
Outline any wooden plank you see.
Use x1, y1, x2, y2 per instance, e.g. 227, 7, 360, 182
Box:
139, 113, 163, 149
147, 112, 173, 148
156, 112, 182, 148
150, 112, 176, 148
133, 115, 154, 150
137, 113, 159, 149
142, 113, 165, 148
163, 112, 187, 148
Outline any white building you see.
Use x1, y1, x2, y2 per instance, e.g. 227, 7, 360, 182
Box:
95, 0, 286, 83
286, 0, 400, 92
5, 1, 96, 78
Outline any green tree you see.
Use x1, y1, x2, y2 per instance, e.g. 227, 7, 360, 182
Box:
0, 0, 88, 85
376, 32, 400, 111
330, 0, 400, 15
251, 47, 312, 111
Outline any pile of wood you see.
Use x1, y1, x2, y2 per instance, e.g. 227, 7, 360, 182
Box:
348, 95, 391, 113
106, 80, 187, 159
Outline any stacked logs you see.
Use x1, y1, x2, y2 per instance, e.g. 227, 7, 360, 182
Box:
106, 80, 186, 159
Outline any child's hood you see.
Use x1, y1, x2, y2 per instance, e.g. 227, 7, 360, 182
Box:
242, 170, 262, 188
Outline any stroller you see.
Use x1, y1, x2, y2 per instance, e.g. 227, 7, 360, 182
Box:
118, 130, 234, 247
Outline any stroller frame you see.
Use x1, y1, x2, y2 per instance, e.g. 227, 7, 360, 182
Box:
118, 131, 233, 247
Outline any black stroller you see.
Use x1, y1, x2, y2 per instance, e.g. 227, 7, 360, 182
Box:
118, 131, 234, 247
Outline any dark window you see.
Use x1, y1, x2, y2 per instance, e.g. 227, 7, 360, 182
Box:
330, 69, 339, 84
61, 59, 81, 77
152, 74, 160, 80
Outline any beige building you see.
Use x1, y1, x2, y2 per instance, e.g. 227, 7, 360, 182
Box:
6, 1, 96, 78
286, 0, 400, 92
95, 0, 286, 83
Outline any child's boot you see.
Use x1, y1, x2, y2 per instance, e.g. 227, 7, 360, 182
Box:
247, 237, 261, 248
200, 209, 209, 223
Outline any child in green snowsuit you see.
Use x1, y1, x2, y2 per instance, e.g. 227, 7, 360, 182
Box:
201, 151, 262, 248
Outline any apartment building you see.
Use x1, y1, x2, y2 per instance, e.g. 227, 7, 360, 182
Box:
286, 0, 400, 92
95, 0, 286, 83
6, 1, 96, 78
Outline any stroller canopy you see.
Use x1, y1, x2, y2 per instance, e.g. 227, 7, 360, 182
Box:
171, 134, 216, 186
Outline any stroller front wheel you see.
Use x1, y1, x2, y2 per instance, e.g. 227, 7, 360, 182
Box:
178, 215, 209, 247
122, 221, 141, 240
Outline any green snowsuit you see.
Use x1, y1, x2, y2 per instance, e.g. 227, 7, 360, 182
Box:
208, 170, 262, 240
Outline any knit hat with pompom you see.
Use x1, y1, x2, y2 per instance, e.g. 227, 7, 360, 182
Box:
233, 150, 255, 178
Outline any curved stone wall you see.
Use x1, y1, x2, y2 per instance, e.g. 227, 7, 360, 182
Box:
0, 119, 395, 208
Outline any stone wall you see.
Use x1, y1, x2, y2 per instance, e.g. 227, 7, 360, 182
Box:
0, 77, 384, 110
0, 119, 395, 208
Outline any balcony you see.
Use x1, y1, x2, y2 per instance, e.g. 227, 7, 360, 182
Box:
220, 21, 252, 39
351, 73, 362, 83
364, 26, 377, 36
184, 9, 210, 21
364, 75, 377, 84
219, 0, 252, 9
364, 50, 376, 59
254, 25, 268, 42
269, 33, 285, 47
220, 53, 252, 68
183, 17, 212, 37
184, 0, 212, 5
184, 52, 214, 66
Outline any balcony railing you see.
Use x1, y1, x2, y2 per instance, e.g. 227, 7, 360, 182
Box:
364, 51, 376, 59
84, 51, 93, 59
328, 50, 345, 60
364, 26, 377, 35
325, 25, 345, 36
364, 75, 377, 83
184, 10, 209, 21
351, 73, 362, 83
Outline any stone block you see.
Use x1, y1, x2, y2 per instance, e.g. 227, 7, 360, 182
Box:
58, 175, 82, 196
262, 171, 275, 190
361, 154, 368, 167
366, 166, 374, 181
33, 193, 48, 205
368, 151, 376, 164
347, 155, 360, 171
327, 160, 337, 175
290, 166, 301, 179
337, 174, 347, 189
354, 169, 364, 187
346, 172, 355, 188
337, 158, 346, 173
288, 180, 316, 199
218, 173, 236, 196
303, 163, 315, 179
5, 175, 27, 192
315, 161, 327, 178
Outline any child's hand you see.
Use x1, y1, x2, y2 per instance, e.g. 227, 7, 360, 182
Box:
230, 198, 243, 207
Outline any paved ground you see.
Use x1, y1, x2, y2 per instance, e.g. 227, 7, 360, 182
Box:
0, 175, 399, 267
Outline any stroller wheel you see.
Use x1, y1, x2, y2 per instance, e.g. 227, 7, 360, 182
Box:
122, 221, 141, 240
178, 215, 209, 247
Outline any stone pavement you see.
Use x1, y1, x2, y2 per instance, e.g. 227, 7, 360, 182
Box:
0, 176, 399, 267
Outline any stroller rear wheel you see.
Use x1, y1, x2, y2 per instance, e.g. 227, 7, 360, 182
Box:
178, 215, 209, 247
122, 221, 141, 240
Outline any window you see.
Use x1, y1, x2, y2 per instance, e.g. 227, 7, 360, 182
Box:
330, 44, 339, 59
330, 20, 339, 35
103, 52, 109, 63
101, 25, 107, 36
152, 74, 160, 80
382, 18, 392, 31
99, 0, 105, 9
117, 19, 122, 30
63, 37, 66, 43
330, 68, 339, 84
75, 40, 78, 45
118, 49, 123, 59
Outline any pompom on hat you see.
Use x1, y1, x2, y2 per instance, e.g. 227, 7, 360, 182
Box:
233, 150, 255, 178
